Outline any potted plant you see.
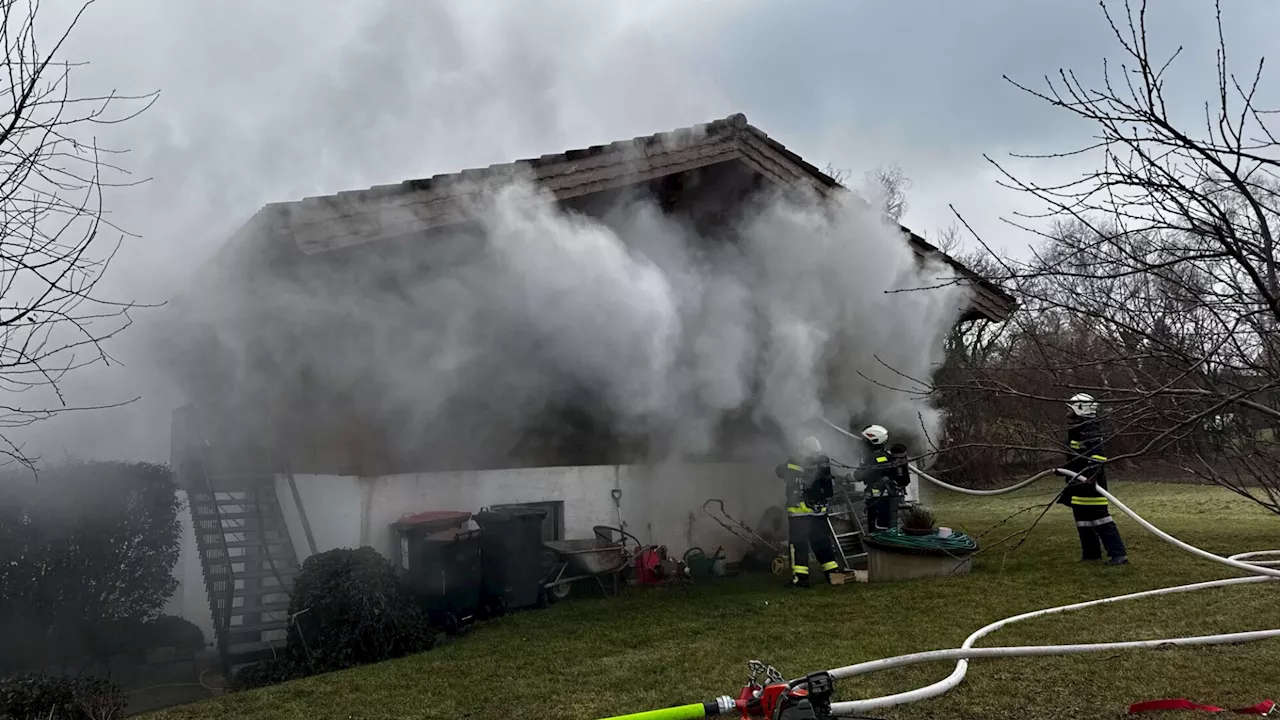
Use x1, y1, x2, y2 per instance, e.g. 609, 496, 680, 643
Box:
900, 505, 937, 536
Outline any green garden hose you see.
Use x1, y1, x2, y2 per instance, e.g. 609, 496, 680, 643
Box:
867, 527, 979, 553
599, 698, 735, 720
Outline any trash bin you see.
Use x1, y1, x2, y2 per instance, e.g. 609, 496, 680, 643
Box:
391, 511, 483, 633
474, 506, 548, 612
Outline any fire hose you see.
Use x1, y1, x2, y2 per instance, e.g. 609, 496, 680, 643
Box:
595, 425, 1280, 719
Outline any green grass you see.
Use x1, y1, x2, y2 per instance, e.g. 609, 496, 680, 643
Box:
151, 484, 1279, 720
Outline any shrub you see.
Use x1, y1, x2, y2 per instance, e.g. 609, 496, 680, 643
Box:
229, 655, 308, 692
0, 674, 126, 720
0, 616, 206, 675
285, 547, 435, 674
0, 461, 182, 674
901, 505, 937, 531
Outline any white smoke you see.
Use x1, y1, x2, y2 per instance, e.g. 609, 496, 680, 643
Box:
176, 173, 969, 469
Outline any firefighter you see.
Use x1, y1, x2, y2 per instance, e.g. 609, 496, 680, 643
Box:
775, 436, 840, 587
853, 425, 910, 531
1058, 393, 1129, 565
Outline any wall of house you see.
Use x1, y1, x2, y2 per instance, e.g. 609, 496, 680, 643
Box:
166, 461, 925, 634
274, 473, 364, 556
271, 462, 789, 565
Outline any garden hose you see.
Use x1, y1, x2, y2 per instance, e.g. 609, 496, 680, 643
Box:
865, 527, 978, 553
600, 698, 735, 720
602, 423, 1279, 718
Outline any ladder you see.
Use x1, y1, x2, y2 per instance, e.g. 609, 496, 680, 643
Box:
826, 475, 868, 570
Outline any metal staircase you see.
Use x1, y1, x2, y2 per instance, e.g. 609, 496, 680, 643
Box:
827, 475, 868, 570
173, 406, 300, 674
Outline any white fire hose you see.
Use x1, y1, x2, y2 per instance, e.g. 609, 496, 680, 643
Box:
818, 418, 1280, 715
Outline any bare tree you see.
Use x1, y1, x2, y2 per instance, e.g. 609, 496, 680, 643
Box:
823, 162, 912, 222
941, 0, 1280, 512
863, 164, 911, 222
0, 0, 155, 470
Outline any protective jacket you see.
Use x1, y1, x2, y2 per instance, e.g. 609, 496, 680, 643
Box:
775, 455, 835, 515
1057, 415, 1110, 511
1058, 413, 1127, 561
854, 447, 910, 499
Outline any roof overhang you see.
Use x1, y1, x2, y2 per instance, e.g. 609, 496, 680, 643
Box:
224, 113, 1015, 322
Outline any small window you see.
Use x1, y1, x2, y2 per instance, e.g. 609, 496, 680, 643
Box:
494, 500, 564, 541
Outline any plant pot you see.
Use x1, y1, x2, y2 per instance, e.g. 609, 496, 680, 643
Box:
903, 527, 935, 537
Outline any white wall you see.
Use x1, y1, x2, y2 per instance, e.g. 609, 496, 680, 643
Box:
274, 473, 363, 563
167, 461, 924, 632
270, 463, 782, 564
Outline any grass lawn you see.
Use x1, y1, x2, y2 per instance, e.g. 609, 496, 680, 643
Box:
150, 483, 1279, 720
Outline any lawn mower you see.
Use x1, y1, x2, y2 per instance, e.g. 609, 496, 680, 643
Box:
701, 499, 789, 576
601, 660, 838, 720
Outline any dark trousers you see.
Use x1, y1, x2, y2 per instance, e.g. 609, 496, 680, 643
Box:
866, 497, 893, 532
1073, 507, 1127, 559
788, 514, 838, 576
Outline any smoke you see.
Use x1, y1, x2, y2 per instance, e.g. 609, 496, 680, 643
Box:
2, 0, 970, 469
163, 169, 968, 471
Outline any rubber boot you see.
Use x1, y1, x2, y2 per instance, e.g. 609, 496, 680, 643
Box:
791, 574, 810, 588
1106, 555, 1129, 566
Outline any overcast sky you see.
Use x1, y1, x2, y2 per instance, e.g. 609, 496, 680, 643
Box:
17, 0, 1280, 464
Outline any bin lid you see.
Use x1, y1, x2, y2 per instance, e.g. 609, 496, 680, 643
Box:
425, 527, 483, 542
393, 510, 472, 529
475, 506, 548, 523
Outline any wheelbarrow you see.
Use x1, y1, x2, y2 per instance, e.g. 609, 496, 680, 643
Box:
541, 525, 640, 602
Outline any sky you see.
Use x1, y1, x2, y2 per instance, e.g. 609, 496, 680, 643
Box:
13, 0, 1280, 465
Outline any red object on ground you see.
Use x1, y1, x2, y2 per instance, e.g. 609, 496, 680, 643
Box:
634, 546, 664, 585
393, 510, 472, 532
734, 682, 809, 719
1128, 699, 1276, 715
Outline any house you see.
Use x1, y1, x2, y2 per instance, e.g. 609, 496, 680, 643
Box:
163, 113, 1014, 669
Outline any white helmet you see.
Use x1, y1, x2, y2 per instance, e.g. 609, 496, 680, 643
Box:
799, 436, 822, 458
1068, 393, 1098, 418
861, 424, 888, 446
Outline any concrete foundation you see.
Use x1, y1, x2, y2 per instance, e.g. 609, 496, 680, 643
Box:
865, 544, 973, 583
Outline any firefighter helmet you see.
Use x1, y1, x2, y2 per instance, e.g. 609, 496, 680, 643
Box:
861, 424, 889, 446
1068, 393, 1099, 418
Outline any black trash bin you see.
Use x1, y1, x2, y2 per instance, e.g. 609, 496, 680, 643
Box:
392, 512, 483, 633
474, 506, 548, 613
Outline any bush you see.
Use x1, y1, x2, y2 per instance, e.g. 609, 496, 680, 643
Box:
0, 616, 206, 675
229, 656, 308, 692
0, 674, 126, 720
0, 461, 183, 674
285, 547, 435, 674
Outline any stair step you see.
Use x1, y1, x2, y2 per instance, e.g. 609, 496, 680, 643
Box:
221, 538, 294, 549
227, 620, 289, 635
232, 568, 299, 581
833, 531, 862, 539
232, 601, 292, 614
233, 585, 293, 599
191, 494, 280, 505
203, 560, 298, 575
198, 527, 289, 538
193, 512, 286, 524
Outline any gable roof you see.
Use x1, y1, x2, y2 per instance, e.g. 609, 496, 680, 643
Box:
236, 113, 1014, 321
